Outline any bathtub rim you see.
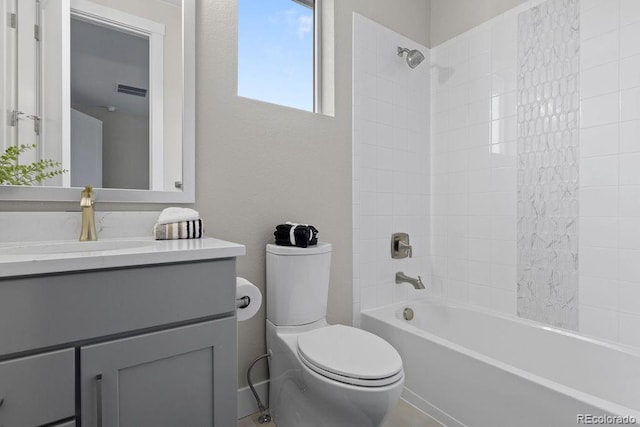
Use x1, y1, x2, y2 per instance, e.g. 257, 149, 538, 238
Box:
361, 297, 640, 419
365, 295, 640, 358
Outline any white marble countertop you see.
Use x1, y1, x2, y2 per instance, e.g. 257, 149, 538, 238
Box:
0, 237, 246, 278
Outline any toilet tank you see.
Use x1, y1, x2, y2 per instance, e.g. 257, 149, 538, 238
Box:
266, 242, 332, 326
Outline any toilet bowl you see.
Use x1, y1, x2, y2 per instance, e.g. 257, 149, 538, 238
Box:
267, 320, 404, 427
266, 243, 404, 427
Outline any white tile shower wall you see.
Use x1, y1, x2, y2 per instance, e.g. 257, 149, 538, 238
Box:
431, 0, 640, 348
429, 3, 535, 316
352, 14, 431, 325
578, 0, 640, 347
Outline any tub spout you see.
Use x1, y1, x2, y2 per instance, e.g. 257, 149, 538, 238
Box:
396, 272, 425, 290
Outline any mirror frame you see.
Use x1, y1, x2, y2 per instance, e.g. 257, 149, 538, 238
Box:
0, 0, 195, 203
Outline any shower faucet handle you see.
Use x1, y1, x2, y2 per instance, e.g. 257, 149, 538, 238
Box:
398, 240, 413, 257
391, 233, 412, 259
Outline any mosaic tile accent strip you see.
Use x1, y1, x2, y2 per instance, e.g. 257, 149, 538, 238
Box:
516, 0, 580, 330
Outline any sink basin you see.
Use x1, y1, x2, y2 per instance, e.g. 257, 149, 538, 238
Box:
0, 240, 158, 256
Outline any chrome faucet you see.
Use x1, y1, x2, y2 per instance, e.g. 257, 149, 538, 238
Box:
396, 272, 425, 290
79, 185, 98, 241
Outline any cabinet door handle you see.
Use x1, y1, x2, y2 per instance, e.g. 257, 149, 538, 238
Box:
96, 374, 103, 427
0, 397, 4, 408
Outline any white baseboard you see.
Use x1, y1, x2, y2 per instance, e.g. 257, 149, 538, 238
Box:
237, 380, 270, 420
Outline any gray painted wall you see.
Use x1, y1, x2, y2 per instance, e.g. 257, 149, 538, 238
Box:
430, 0, 527, 46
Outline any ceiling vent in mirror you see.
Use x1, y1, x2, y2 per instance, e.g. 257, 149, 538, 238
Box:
117, 84, 148, 97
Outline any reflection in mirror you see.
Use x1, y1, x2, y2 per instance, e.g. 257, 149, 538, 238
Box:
70, 13, 152, 190
0, 0, 193, 202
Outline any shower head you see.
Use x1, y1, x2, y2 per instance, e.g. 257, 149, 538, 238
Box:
397, 46, 425, 69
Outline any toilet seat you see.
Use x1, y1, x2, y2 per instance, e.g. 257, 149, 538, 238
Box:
297, 325, 403, 387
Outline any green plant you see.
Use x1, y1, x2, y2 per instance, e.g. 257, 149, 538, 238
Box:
0, 144, 67, 185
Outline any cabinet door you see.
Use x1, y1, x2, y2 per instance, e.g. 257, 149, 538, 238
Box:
0, 349, 74, 427
80, 318, 236, 427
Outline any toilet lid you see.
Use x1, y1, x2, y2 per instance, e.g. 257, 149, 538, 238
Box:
297, 325, 403, 387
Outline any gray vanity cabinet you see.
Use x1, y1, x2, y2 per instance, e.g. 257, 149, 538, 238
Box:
80, 318, 236, 427
0, 257, 239, 427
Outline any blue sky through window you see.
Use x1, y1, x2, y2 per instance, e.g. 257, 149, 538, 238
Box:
238, 0, 314, 112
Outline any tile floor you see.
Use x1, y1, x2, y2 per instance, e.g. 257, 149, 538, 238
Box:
237, 399, 443, 427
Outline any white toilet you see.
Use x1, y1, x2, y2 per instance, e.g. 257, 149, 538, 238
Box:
266, 242, 404, 427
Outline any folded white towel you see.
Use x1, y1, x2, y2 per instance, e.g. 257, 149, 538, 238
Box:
157, 207, 200, 225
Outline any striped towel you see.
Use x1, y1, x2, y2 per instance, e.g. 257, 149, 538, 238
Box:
154, 219, 203, 240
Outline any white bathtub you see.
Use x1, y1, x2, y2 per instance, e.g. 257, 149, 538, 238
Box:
361, 297, 640, 427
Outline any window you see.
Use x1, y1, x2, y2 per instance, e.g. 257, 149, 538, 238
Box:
238, 0, 318, 112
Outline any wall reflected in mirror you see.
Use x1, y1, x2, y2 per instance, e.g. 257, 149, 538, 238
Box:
71, 17, 150, 189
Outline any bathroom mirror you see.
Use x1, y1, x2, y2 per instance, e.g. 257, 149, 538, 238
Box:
0, 0, 195, 203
